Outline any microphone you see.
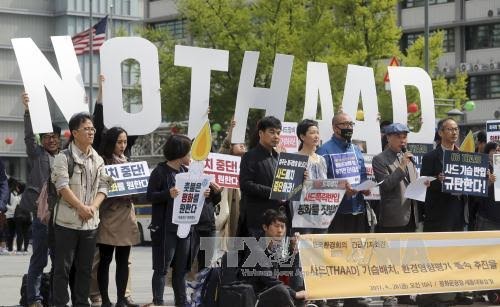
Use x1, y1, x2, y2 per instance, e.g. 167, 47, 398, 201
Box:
401, 146, 416, 164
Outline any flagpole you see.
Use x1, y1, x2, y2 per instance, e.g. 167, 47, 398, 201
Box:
89, 0, 94, 114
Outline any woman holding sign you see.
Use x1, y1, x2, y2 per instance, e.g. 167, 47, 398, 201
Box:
293, 119, 328, 234
95, 127, 141, 307
147, 135, 210, 307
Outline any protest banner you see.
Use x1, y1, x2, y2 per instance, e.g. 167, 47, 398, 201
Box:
12, 36, 437, 154
204, 153, 240, 188
172, 173, 212, 225
292, 179, 346, 229
299, 231, 500, 300
279, 122, 299, 152
105, 161, 150, 197
362, 154, 380, 200
406, 143, 434, 176
487, 120, 500, 143
270, 152, 308, 200
329, 152, 361, 184
442, 151, 489, 197
494, 154, 500, 202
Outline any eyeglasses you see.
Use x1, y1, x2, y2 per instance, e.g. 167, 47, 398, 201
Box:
42, 134, 59, 140
336, 121, 356, 128
77, 127, 96, 134
444, 127, 459, 133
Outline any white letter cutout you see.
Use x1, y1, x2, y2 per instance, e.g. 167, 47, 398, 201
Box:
342, 65, 382, 154
12, 36, 87, 133
231, 52, 294, 143
303, 62, 335, 142
100, 37, 161, 135
174, 45, 229, 139
389, 67, 435, 144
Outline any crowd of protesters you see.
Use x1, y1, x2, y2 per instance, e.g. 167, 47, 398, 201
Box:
0, 81, 498, 307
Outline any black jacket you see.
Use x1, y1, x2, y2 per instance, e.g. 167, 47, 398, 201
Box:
421, 146, 467, 231
239, 143, 282, 230
477, 164, 500, 223
196, 186, 222, 232
147, 162, 188, 233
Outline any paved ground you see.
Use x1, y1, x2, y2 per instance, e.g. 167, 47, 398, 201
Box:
0, 246, 497, 306
0, 246, 174, 307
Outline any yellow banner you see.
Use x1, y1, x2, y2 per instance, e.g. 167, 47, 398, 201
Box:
299, 232, 500, 300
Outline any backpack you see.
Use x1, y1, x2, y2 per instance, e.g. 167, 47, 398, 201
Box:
218, 283, 256, 307
36, 149, 74, 225
188, 252, 240, 307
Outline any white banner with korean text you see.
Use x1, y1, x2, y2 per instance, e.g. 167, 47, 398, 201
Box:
204, 153, 241, 188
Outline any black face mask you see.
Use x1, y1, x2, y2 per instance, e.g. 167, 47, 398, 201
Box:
339, 128, 353, 142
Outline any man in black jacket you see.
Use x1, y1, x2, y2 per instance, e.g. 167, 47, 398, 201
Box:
417, 118, 472, 307
239, 116, 283, 237
421, 118, 467, 232
21, 93, 61, 307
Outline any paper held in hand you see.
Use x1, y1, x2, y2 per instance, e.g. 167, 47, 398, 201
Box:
404, 176, 436, 202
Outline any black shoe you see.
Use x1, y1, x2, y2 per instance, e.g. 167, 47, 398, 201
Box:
342, 298, 369, 307
116, 298, 139, 307
397, 295, 417, 305
101, 301, 113, 307
454, 295, 473, 305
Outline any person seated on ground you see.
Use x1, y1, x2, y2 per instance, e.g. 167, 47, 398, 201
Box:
239, 209, 306, 307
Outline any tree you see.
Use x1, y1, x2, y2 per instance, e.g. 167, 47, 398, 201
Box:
136, 1, 467, 138
177, 0, 401, 127
399, 31, 468, 130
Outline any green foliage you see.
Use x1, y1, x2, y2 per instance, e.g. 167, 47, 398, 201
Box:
177, 0, 401, 127
132, 0, 467, 135
399, 31, 468, 129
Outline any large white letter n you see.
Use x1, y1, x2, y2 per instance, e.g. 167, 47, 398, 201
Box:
12, 36, 87, 133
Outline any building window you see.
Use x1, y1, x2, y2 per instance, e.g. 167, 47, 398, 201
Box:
153, 19, 186, 39
466, 23, 500, 50
401, 28, 455, 52
403, 0, 454, 8
468, 74, 500, 100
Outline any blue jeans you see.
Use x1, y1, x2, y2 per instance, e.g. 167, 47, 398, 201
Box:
27, 217, 54, 304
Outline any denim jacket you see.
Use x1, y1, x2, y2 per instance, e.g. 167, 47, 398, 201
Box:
316, 136, 368, 214
51, 143, 111, 230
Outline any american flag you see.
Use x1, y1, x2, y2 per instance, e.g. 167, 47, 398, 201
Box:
72, 16, 108, 55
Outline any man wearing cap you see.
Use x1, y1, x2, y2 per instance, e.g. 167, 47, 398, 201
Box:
20, 93, 61, 307
372, 123, 418, 306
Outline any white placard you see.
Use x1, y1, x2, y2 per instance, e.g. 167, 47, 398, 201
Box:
494, 154, 500, 202
486, 120, 500, 143
389, 67, 435, 145
341, 65, 382, 155
11, 36, 87, 133
100, 37, 161, 135
280, 122, 299, 152
292, 179, 345, 229
174, 45, 229, 139
172, 172, 212, 238
231, 52, 294, 143
303, 62, 335, 142
204, 153, 241, 188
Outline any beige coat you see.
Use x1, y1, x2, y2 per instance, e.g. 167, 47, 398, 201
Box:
96, 196, 140, 246
52, 143, 111, 230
